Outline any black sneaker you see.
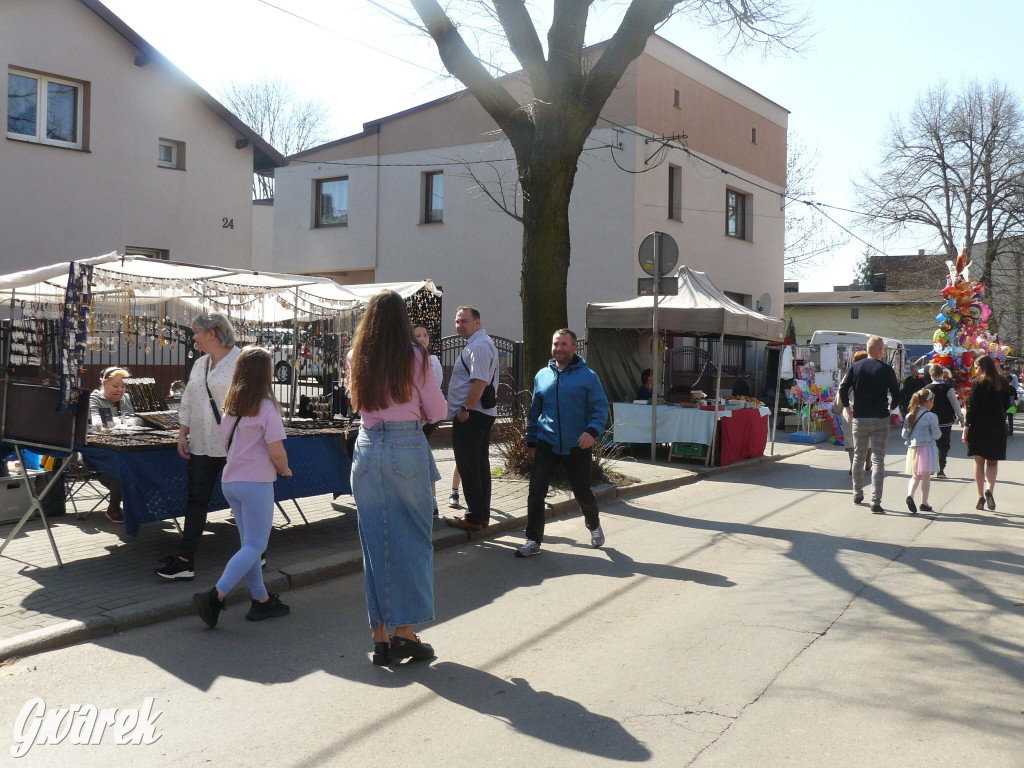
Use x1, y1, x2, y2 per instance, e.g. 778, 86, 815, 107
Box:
936, 468, 946, 478
156, 556, 194, 581
853, 493, 864, 505
193, 587, 225, 629
871, 503, 885, 514
246, 593, 290, 621
389, 634, 435, 661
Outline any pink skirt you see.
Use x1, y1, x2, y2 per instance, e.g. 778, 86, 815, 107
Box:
905, 444, 938, 476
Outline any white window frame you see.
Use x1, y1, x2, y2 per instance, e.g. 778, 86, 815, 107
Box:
7, 68, 84, 150
725, 188, 752, 241
157, 140, 178, 168
315, 176, 349, 228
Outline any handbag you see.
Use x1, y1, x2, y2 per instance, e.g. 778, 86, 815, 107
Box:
460, 350, 497, 409
202, 356, 222, 425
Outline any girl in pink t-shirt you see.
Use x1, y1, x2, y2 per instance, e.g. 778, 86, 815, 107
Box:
193, 347, 292, 629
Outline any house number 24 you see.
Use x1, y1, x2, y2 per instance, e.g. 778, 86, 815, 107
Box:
222, 218, 234, 229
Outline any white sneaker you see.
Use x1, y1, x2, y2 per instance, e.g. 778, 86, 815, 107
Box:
590, 526, 605, 549
448, 489, 460, 508
515, 540, 541, 558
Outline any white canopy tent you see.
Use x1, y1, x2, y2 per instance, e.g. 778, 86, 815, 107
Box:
586, 266, 784, 464
0, 253, 440, 323
1, 253, 442, 417
587, 266, 784, 340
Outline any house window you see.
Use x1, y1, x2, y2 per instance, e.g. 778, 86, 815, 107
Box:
851, 307, 859, 320
424, 171, 443, 223
315, 177, 349, 227
157, 139, 185, 169
751, 127, 757, 144
7, 68, 85, 149
673, 89, 680, 108
725, 189, 751, 240
125, 247, 169, 260
668, 164, 682, 220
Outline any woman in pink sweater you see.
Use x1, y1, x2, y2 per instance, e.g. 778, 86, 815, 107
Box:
349, 291, 447, 665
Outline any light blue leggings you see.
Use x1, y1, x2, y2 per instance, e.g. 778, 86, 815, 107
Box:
216, 481, 274, 601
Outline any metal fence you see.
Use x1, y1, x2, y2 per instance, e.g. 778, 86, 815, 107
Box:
437, 334, 524, 417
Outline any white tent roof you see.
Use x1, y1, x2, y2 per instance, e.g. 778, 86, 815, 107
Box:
586, 266, 784, 342
0, 254, 440, 323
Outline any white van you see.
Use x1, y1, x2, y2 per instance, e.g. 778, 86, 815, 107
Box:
809, 330, 908, 377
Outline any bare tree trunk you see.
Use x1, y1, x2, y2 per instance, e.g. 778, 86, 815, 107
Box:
519, 154, 576, 375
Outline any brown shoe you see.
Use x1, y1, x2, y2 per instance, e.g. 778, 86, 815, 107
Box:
445, 515, 484, 532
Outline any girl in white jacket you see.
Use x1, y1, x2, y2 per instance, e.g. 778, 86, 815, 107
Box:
902, 388, 941, 514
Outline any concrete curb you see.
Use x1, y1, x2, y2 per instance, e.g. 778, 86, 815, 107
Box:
0, 446, 813, 662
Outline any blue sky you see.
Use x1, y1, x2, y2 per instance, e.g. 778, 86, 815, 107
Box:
100, 0, 1024, 290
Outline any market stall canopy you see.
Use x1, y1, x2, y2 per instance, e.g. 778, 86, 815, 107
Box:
0, 254, 440, 323
586, 266, 784, 342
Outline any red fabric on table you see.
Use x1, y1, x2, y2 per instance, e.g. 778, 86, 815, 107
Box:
719, 408, 769, 466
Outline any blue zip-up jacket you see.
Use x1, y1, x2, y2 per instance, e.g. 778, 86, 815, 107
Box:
526, 355, 609, 454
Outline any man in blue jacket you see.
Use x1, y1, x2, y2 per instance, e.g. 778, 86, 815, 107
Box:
517, 329, 609, 558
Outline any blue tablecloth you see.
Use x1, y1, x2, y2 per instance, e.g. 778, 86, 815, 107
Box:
79, 432, 351, 536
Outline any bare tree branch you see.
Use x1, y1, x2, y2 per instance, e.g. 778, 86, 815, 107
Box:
222, 77, 332, 198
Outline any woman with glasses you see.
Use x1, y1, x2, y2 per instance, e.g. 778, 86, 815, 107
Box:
156, 313, 241, 581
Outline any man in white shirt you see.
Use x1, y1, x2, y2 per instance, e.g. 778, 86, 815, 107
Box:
444, 306, 499, 531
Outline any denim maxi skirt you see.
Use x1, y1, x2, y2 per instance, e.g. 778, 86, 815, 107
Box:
351, 420, 435, 628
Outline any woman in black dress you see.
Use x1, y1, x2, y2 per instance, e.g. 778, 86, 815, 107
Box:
962, 355, 1013, 510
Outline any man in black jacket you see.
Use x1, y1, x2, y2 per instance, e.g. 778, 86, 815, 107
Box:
898, 357, 930, 416
924, 364, 963, 477
839, 336, 901, 513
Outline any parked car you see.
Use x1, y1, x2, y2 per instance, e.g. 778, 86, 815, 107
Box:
270, 343, 326, 384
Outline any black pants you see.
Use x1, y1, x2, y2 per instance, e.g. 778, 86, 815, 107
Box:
526, 440, 599, 545
936, 425, 952, 470
451, 411, 495, 525
96, 473, 122, 512
177, 454, 227, 560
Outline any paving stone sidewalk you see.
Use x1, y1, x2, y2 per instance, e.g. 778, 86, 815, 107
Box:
0, 442, 812, 660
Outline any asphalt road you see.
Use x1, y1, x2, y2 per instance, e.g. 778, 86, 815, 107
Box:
1, 432, 1021, 767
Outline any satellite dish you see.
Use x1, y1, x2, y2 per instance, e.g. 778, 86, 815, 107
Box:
756, 292, 773, 315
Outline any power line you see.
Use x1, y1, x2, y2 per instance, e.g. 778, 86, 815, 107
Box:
253, 1, 893, 257
288, 141, 615, 169
252, 0, 439, 75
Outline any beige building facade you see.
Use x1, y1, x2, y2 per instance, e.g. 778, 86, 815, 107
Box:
269, 36, 788, 341
1, 0, 283, 273
784, 290, 936, 346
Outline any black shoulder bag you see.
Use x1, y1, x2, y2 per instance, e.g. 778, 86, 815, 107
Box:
226, 415, 241, 454
203, 356, 222, 425
460, 349, 498, 409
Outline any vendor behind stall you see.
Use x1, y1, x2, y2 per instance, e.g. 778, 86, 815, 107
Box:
637, 369, 654, 401
88, 367, 135, 522
731, 376, 752, 397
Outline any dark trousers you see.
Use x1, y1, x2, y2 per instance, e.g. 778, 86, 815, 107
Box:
451, 411, 496, 525
526, 440, 599, 545
936, 425, 952, 470
97, 473, 122, 512
178, 454, 227, 560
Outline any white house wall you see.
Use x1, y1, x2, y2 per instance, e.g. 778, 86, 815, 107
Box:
272, 128, 638, 339
632, 142, 785, 317
1, 0, 255, 271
